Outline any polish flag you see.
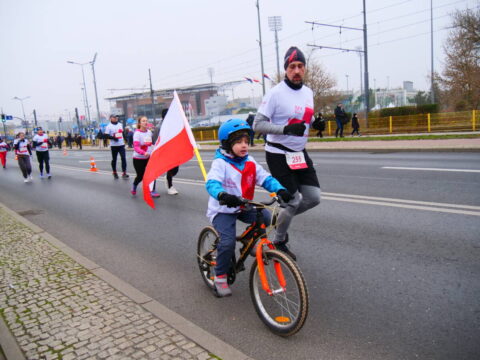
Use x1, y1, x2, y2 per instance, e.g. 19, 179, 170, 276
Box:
143, 91, 197, 208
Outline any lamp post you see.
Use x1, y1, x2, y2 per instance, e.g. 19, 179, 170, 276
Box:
67, 60, 92, 126
13, 96, 30, 135
90, 53, 101, 125
268, 16, 282, 79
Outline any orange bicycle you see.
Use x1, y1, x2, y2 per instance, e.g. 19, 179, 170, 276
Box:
196, 195, 309, 336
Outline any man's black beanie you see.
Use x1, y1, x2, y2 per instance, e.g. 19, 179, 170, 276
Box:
284, 46, 306, 70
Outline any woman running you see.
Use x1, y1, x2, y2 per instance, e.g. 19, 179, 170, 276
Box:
13, 132, 33, 182
32, 127, 52, 178
131, 116, 155, 196
0, 136, 8, 169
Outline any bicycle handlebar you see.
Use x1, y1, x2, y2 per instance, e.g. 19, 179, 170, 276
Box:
219, 195, 279, 209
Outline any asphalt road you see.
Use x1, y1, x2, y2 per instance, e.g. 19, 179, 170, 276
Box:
1, 149, 479, 360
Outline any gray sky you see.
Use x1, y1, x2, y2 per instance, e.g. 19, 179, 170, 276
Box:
0, 0, 477, 122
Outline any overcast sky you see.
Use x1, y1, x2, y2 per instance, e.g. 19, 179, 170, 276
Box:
0, 0, 477, 122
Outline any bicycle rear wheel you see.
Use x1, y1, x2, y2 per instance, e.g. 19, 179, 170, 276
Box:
197, 226, 219, 290
249, 249, 308, 336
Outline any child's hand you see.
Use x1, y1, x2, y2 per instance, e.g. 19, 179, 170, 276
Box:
277, 189, 294, 203
218, 192, 244, 208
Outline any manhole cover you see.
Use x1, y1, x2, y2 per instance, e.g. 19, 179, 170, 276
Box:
17, 209, 44, 216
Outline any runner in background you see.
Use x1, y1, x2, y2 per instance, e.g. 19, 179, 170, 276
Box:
32, 127, 52, 179
13, 132, 33, 182
0, 136, 8, 168
151, 108, 179, 196
130, 116, 154, 196
104, 115, 129, 179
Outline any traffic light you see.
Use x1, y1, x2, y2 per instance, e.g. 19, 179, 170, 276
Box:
1, 114, 5, 120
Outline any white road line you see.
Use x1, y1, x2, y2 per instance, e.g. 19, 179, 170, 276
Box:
50, 165, 480, 216
382, 166, 480, 173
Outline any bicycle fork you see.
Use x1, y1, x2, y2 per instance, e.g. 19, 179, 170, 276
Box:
255, 225, 287, 296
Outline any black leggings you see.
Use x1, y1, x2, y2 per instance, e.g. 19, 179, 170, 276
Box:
36, 151, 50, 174
111, 145, 127, 173
166, 166, 179, 188
133, 158, 149, 186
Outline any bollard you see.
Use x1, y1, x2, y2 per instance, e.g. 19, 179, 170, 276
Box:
427, 113, 431, 132
389, 116, 393, 134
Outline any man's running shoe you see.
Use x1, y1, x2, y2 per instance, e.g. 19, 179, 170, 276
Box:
167, 186, 179, 195
274, 234, 297, 261
39, 173, 44, 179
24, 178, 29, 183
47, 173, 51, 179
122, 172, 129, 179
113, 172, 119, 179
150, 191, 160, 198
214, 274, 232, 297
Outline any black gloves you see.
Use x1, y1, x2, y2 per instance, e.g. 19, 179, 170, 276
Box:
218, 192, 244, 208
283, 121, 306, 136
277, 189, 294, 203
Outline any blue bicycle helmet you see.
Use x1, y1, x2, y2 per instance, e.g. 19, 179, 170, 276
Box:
218, 118, 251, 150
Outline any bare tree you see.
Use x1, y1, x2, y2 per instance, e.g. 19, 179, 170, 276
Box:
303, 60, 337, 112
439, 8, 480, 110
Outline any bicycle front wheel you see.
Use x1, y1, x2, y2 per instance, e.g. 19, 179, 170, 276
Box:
249, 249, 308, 336
197, 226, 219, 290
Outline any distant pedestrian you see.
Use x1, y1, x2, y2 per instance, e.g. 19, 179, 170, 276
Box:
104, 115, 129, 179
126, 127, 134, 148
66, 132, 73, 149
56, 133, 63, 149
32, 127, 52, 179
351, 113, 361, 136
130, 116, 154, 195
246, 112, 255, 146
334, 103, 346, 138
0, 136, 8, 168
311, 112, 326, 138
13, 132, 33, 182
75, 134, 83, 150
152, 108, 179, 195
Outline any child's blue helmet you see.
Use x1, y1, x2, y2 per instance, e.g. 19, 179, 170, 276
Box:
218, 118, 251, 150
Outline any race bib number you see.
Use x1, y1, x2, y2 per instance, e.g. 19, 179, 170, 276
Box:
285, 151, 307, 170
115, 132, 123, 139
41, 143, 48, 149
144, 135, 152, 146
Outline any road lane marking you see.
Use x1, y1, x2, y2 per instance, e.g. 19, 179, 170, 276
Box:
50, 165, 480, 216
382, 166, 480, 173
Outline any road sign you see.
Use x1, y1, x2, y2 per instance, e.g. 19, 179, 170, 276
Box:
6, 115, 12, 120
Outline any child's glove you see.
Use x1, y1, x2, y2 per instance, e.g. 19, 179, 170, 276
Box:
277, 189, 294, 203
283, 121, 306, 136
218, 192, 244, 208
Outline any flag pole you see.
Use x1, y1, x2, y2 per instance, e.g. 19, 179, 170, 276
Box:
193, 147, 207, 181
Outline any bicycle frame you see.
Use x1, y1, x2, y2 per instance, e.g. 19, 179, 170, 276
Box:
233, 198, 287, 296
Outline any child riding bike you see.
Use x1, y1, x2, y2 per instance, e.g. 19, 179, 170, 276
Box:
205, 118, 293, 297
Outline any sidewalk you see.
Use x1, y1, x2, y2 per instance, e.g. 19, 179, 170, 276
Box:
56, 134, 480, 153
0, 204, 251, 360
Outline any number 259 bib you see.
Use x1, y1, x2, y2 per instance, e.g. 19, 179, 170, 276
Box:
285, 151, 307, 170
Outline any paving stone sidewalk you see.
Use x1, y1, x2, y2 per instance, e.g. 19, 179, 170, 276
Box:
0, 208, 217, 360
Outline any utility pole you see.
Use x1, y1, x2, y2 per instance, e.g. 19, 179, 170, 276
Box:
75, 107, 81, 133
256, 0, 266, 95
362, 0, 370, 127
149, 69, 156, 127
307, 0, 370, 127
33, 109, 38, 128
430, 0, 435, 104
268, 16, 282, 79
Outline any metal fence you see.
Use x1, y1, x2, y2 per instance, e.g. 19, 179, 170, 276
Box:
190, 109, 478, 141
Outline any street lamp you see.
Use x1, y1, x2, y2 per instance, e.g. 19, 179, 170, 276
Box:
67, 60, 91, 127
13, 96, 30, 134
90, 53, 101, 125
268, 16, 282, 80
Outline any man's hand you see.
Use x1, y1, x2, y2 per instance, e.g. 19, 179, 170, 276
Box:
283, 121, 306, 136
218, 192, 244, 208
277, 189, 294, 203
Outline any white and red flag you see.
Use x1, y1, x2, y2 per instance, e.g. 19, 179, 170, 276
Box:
143, 91, 199, 208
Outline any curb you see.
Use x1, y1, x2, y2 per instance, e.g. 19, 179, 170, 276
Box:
0, 202, 253, 360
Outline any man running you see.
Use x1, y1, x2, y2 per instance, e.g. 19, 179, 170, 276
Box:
104, 115, 129, 179
253, 46, 321, 260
